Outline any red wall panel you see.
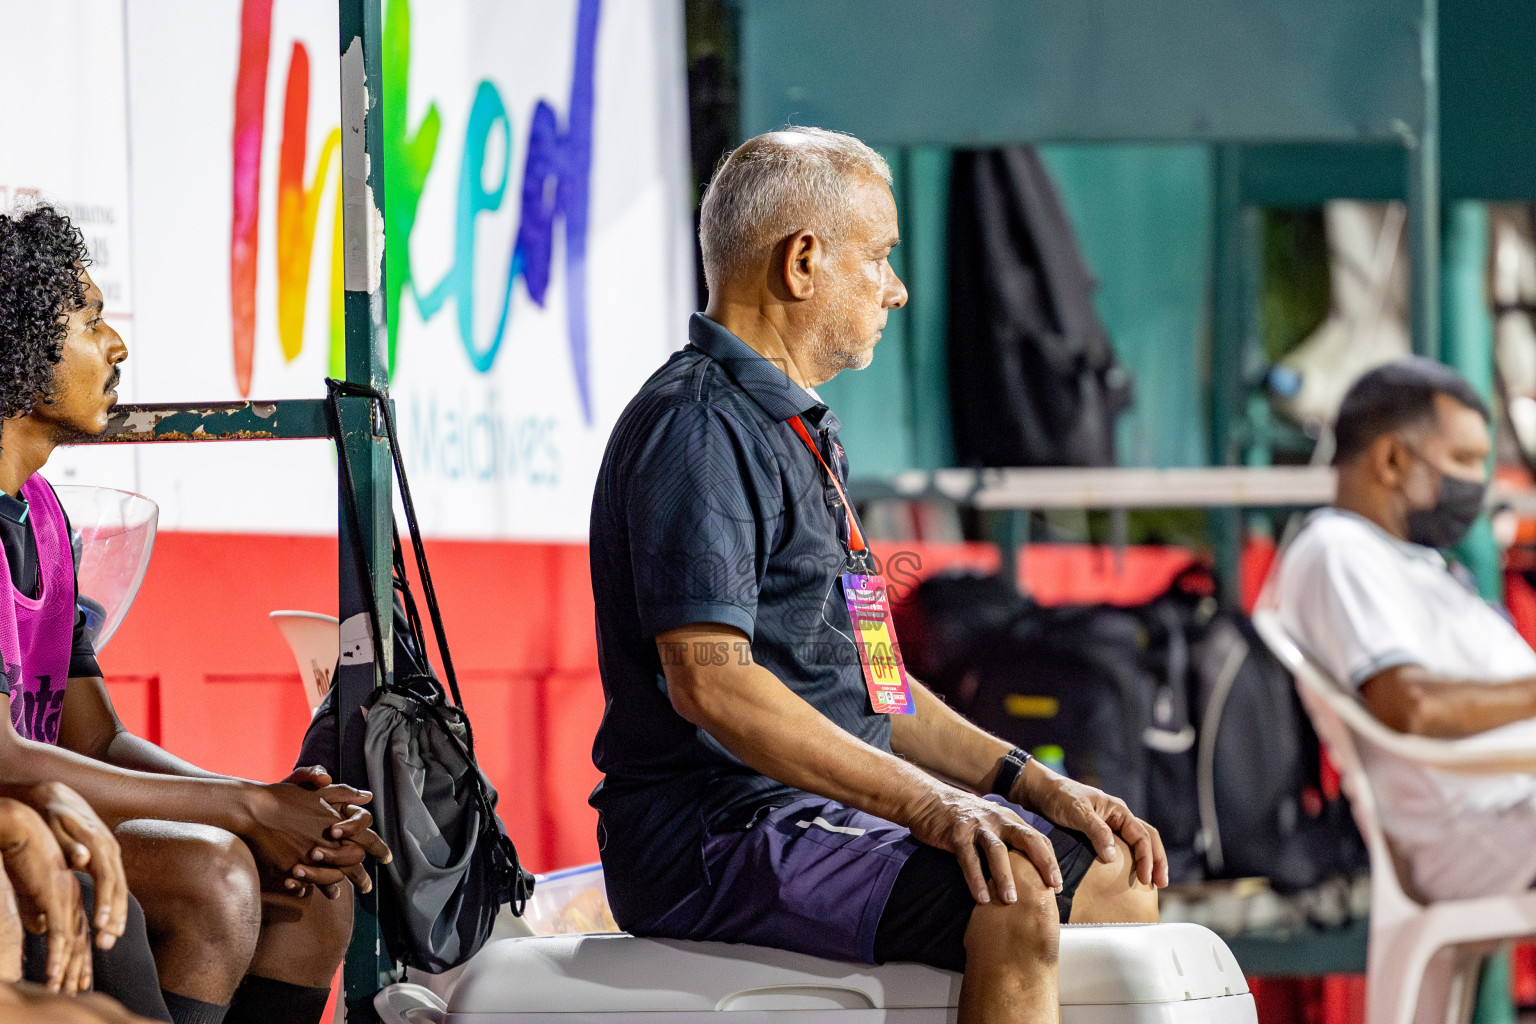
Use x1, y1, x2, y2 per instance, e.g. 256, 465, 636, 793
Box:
104, 532, 598, 873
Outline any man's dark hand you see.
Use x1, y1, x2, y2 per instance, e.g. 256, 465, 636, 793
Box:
272, 768, 392, 899
0, 800, 90, 994
24, 783, 126, 948
274, 767, 343, 898
279, 766, 332, 791
243, 782, 390, 897
903, 786, 1061, 906
1017, 761, 1168, 888
0, 861, 21, 984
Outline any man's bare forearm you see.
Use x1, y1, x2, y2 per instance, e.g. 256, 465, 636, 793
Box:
0, 731, 255, 832
889, 681, 1015, 797
105, 733, 224, 780
659, 627, 950, 827
56, 675, 225, 780
1363, 665, 1536, 738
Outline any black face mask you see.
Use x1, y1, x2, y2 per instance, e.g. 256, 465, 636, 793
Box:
1404, 470, 1487, 549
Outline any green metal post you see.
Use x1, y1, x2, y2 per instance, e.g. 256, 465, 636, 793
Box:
1443, 200, 1500, 600
1408, 0, 1442, 359
1472, 948, 1517, 1024
992, 510, 1028, 592
1209, 145, 1248, 605
337, 0, 397, 1017
903, 147, 953, 470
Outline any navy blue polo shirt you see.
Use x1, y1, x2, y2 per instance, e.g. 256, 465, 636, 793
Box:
589, 313, 888, 927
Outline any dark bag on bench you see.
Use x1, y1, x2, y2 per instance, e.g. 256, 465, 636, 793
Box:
904, 566, 1363, 890
1177, 582, 1366, 891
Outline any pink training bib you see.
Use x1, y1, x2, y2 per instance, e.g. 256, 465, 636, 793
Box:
0, 476, 78, 744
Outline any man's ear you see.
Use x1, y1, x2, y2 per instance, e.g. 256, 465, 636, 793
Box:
779, 230, 821, 301
1371, 432, 1412, 489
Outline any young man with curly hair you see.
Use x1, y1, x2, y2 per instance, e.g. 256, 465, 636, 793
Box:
0, 202, 389, 1024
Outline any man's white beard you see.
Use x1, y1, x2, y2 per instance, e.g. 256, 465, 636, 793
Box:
804, 302, 873, 383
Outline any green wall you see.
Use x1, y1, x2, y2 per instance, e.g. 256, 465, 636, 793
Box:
822, 144, 1214, 475
1042, 145, 1213, 469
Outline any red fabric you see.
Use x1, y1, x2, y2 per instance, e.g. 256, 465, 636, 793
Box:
1506, 571, 1536, 648
1250, 976, 1365, 1024
1015, 544, 1196, 607
1515, 944, 1536, 1008
1242, 535, 1279, 613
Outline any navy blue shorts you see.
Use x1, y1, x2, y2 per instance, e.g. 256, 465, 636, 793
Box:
630, 795, 1094, 969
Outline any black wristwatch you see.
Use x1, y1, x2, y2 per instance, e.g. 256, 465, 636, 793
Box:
990, 747, 1034, 801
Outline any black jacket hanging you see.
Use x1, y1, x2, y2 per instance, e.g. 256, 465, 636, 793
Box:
947, 148, 1132, 467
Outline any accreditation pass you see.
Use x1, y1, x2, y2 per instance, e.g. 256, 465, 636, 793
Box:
841, 573, 915, 715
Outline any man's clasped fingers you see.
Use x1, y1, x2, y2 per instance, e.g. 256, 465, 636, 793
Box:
316, 784, 372, 810
290, 847, 372, 896
282, 805, 390, 894
323, 805, 392, 863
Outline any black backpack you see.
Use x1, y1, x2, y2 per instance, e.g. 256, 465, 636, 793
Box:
905, 567, 1363, 890
1175, 585, 1366, 891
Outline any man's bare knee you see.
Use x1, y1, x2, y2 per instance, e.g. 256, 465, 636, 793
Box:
247, 886, 354, 988
1069, 844, 1159, 925
118, 821, 262, 952
965, 852, 1061, 966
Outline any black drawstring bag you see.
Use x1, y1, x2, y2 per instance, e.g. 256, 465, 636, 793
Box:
323, 378, 535, 973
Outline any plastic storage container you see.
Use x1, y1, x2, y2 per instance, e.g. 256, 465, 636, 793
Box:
521, 864, 619, 936
440, 922, 1258, 1023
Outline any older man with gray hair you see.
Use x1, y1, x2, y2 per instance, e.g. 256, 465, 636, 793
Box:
587, 127, 1165, 1024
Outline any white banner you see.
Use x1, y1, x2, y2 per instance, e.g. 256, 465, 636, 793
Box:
0, 1, 140, 496
4, 0, 694, 539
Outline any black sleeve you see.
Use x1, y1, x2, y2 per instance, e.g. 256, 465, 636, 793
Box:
70, 606, 100, 679
60, 507, 101, 679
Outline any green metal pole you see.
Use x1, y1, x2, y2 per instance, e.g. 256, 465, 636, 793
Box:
1443, 200, 1500, 601
903, 147, 953, 471
1209, 145, 1248, 606
1473, 947, 1518, 1024
1408, 0, 1441, 359
337, 0, 397, 1018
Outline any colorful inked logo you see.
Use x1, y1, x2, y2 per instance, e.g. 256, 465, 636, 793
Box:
229, 0, 599, 422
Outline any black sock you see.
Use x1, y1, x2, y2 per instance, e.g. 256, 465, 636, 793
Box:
90, 890, 173, 1022
161, 991, 230, 1024
21, 874, 173, 1022
225, 974, 332, 1024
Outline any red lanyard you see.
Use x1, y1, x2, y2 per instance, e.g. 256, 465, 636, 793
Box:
786, 415, 869, 561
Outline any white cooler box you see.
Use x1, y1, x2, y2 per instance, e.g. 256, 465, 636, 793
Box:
430, 923, 1257, 1024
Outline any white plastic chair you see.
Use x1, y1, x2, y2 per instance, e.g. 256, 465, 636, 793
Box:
269, 610, 339, 712
1252, 611, 1536, 1024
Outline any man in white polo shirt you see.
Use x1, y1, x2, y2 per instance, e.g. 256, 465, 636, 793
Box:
1276, 357, 1536, 901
